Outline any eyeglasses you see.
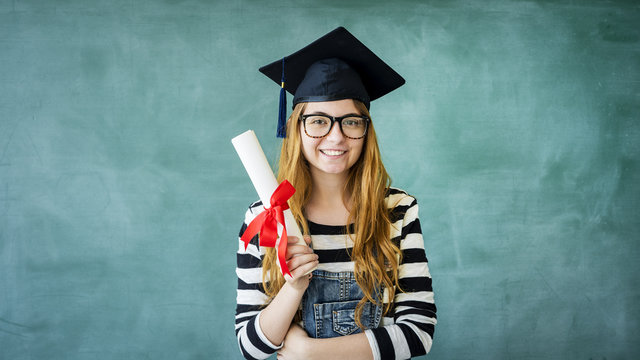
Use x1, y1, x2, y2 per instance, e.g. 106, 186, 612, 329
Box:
300, 114, 370, 139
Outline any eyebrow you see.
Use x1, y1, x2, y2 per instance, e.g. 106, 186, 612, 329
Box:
304, 112, 363, 117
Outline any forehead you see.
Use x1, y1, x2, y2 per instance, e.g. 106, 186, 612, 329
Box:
303, 99, 360, 115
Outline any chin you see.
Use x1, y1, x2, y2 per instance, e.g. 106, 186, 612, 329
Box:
314, 165, 350, 175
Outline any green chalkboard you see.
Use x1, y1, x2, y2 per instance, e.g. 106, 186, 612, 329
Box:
1, 0, 639, 359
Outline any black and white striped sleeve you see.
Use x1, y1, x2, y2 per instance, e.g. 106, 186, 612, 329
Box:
365, 193, 437, 359
235, 202, 283, 360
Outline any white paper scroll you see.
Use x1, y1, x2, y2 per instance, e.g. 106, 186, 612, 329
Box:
232, 130, 315, 275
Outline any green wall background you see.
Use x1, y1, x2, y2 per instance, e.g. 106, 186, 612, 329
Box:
1, 0, 639, 359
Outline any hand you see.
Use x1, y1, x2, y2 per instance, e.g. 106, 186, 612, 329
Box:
284, 235, 318, 291
277, 323, 311, 360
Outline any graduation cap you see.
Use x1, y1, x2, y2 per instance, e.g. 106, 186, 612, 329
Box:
259, 26, 405, 138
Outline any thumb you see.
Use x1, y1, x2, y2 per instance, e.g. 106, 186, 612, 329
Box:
287, 235, 300, 244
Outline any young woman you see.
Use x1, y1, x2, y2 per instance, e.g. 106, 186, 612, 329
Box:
235, 27, 436, 360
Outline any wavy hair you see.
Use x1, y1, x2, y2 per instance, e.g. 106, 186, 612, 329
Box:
262, 100, 402, 329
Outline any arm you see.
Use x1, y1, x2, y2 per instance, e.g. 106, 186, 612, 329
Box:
258, 235, 318, 345
277, 193, 436, 360
365, 194, 437, 359
279, 324, 373, 360
235, 203, 319, 360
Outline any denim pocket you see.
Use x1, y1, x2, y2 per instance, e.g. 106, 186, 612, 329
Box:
313, 299, 373, 337
333, 300, 373, 335
303, 270, 383, 338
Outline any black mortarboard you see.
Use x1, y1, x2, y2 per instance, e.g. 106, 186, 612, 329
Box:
259, 26, 405, 138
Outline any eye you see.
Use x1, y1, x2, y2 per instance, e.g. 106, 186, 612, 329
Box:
306, 116, 329, 125
342, 117, 365, 127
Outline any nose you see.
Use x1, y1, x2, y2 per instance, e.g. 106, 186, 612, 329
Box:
325, 120, 345, 142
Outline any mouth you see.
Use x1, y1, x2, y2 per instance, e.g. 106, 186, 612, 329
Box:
320, 149, 346, 156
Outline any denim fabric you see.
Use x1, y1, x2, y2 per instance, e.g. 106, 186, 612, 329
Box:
301, 270, 383, 338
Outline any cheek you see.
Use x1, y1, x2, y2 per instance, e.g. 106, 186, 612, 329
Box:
300, 144, 311, 161
299, 137, 317, 161
352, 142, 365, 160
297, 127, 310, 159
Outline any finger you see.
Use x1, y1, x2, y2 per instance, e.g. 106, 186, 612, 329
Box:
303, 235, 312, 246
287, 235, 299, 244
286, 256, 317, 277
288, 255, 319, 277
295, 258, 319, 278
287, 243, 313, 254
285, 260, 317, 283
285, 244, 313, 260
287, 253, 318, 271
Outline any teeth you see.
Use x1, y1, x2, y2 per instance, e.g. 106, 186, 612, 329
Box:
322, 150, 345, 156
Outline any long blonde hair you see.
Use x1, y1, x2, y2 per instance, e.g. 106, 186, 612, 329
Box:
262, 100, 402, 328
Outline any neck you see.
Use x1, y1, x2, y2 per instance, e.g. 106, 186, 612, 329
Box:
305, 168, 352, 224
310, 168, 348, 202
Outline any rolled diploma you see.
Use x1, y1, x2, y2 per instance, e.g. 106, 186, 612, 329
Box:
232, 130, 315, 274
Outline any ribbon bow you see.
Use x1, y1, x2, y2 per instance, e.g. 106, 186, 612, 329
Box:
240, 180, 296, 277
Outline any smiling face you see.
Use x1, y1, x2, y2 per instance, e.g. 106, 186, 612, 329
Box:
299, 99, 365, 181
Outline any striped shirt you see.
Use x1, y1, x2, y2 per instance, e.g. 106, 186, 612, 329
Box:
235, 188, 437, 359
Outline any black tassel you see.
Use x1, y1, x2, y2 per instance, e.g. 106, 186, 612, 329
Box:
276, 58, 287, 138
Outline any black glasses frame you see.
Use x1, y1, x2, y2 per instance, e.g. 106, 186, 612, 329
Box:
300, 114, 370, 139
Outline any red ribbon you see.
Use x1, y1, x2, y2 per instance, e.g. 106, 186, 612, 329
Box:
240, 180, 296, 277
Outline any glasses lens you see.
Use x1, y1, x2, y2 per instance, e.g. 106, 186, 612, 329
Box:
304, 115, 332, 137
341, 117, 367, 138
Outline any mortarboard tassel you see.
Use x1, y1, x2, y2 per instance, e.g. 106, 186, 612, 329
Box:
276, 57, 287, 138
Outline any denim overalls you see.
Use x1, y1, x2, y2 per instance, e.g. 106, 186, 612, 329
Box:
301, 269, 383, 338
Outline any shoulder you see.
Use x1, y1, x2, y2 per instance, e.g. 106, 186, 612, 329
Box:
247, 199, 264, 213
239, 200, 268, 255
385, 187, 418, 209
243, 200, 265, 223
386, 187, 420, 225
